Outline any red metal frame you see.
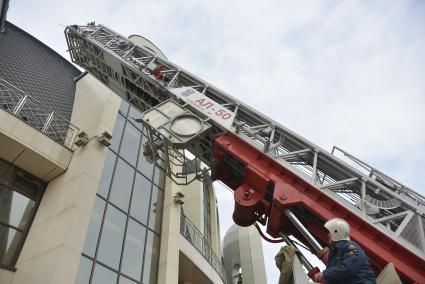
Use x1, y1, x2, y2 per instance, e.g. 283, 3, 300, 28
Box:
213, 133, 425, 283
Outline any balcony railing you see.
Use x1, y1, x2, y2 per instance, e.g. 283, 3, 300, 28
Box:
180, 213, 227, 283
0, 78, 79, 149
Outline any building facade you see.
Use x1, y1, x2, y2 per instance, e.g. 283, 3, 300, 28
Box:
0, 20, 225, 284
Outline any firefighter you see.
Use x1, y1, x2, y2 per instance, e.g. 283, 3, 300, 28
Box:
312, 218, 376, 284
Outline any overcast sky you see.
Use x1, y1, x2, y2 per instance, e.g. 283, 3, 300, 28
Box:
7, 0, 425, 283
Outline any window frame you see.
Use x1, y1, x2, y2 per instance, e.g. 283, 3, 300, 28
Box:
77, 101, 165, 283
0, 161, 46, 271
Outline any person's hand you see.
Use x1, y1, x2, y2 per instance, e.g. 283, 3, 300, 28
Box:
313, 272, 323, 283
316, 247, 330, 263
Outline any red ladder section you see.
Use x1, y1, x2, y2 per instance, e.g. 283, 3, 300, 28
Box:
213, 133, 425, 284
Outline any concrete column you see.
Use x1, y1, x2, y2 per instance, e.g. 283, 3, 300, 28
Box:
2, 75, 121, 284
180, 179, 203, 232
157, 176, 182, 284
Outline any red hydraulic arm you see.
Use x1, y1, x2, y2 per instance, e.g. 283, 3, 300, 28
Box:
212, 132, 425, 284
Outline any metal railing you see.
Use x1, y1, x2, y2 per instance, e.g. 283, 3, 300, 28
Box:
0, 78, 79, 149
180, 212, 227, 283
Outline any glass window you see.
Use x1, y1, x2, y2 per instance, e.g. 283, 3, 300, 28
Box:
130, 173, 151, 225
0, 160, 44, 269
120, 122, 141, 166
75, 256, 93, 284
142, 232, 160, 284
121, 219, 146, 280
109, 159, 134, 212
137, 140, 154, 180
97, 205, 126, 270
148, 186, 163, 233
119, 276, 138, 284
12, 173, 39, 197
97, 151, 117, 198
83, 198, 106, 256
128, 107, 143, 130
0, 160, 9, 177
0, 225, 24, 266
92, 263, 117, 284
128, 106, 141, 120
0, 187, 34, 230
119, 100, 130, 116
76, 102, 165, 283
111, 114, 126, 152
153, 166, 165, 189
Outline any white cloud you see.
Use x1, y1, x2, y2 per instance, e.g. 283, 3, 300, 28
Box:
8, 1, 425, 283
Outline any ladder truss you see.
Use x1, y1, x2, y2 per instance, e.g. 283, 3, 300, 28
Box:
65, 23, 425, 270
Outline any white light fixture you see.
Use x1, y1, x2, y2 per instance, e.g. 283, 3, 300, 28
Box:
173, 191, 185, 205
96, 131, 112, 147
74, 131, 89, 147
170, 114, 203, 137
141, 99, 211, 148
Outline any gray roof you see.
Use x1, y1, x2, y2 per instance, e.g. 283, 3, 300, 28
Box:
0, 21, 81, 120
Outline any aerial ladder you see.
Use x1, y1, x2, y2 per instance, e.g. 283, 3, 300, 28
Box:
65, 23, 425, 283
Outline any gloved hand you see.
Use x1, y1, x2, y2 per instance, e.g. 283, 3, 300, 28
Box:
316, 247, 330, 264
307, 267, 321, 282
313, 272, 324, 283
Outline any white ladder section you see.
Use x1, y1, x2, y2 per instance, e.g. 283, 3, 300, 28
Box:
65, 23, 425, 261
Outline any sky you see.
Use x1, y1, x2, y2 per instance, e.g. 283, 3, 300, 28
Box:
6, 0, 425, 283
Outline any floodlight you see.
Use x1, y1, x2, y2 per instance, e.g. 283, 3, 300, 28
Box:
74, 131, 89, 147
174, 191, 185, 205
170, 114, 203, 137
96, 131, 112, 147
141, 99, 211, 148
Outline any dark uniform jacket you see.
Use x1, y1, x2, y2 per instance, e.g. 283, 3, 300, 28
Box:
323, 240, 376, 284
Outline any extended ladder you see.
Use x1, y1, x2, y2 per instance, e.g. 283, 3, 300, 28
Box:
65, 23, 425, 282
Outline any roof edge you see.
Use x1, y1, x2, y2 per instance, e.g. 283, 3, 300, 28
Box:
4, 20, 81, 74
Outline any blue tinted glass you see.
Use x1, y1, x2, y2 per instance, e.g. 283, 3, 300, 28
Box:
75, 256, 93, 284
153, 166, 165, 189
142, 232, 160, 284
137, 139, 154, 179
0, 187, 34, 229
92, 264, 117, 284
128, 107, 143, 130
119, 100, 130, 116
130, 173, 151, 225
120, 122, 141, 166
119, 276, 138, 284
111, 114, 126, 152
97, 205, 126, 270
83, 197, 106, 256
97, 151, 117, 198
0, 225, 23, 266
109, 159, 134, 212
148, 186, 163, 233
121, 219, 146, 280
